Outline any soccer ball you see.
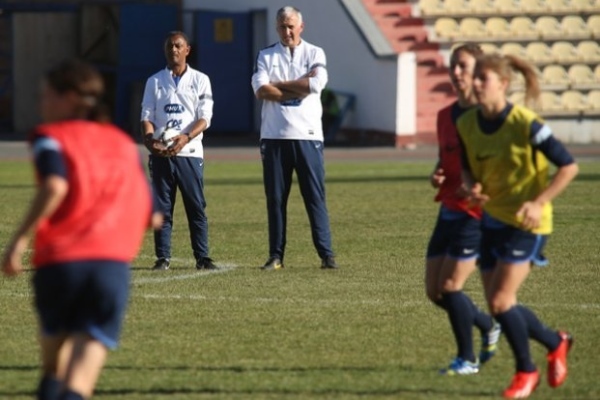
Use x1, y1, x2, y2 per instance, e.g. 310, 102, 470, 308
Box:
160, 128, 180, 148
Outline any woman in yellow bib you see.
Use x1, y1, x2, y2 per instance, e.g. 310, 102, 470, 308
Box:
457, 53, 579, 399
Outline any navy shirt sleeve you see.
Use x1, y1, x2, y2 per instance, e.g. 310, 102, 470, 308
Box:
529, 121, 575, 167
32, 136, 68, 179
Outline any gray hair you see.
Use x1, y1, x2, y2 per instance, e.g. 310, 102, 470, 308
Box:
276, 6, 303, 24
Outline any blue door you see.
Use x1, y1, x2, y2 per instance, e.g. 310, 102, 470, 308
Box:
195, 11, 253, 133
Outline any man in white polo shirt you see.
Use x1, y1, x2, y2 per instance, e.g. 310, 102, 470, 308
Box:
141, 31, 217, 271
251, 6, 338, 271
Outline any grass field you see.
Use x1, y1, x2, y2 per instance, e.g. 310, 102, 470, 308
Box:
0, 156, 599, 399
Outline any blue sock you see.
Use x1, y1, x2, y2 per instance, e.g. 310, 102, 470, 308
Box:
443, 292, 476, 362
58, 389, 85, 400
495, 306, 537, 372
517, 305, 561, 351
37, 375, 61, 400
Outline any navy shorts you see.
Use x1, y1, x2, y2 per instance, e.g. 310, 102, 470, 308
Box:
33, 260, 130, 349
426, 206, 481, 260
479, 214, 548, 271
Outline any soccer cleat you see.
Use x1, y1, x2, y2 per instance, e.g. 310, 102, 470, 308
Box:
503, 370, 540, 399
480, 322, 502, 364
321, 256, 339, 269
152, 258, 170, 271
196, 257, 218, 270
261, 257, 283, 270
439, 357, 480, 376
547, 331, 573, 388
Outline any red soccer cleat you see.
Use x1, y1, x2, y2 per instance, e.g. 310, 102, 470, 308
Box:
503, 370, 540, 399
547, 331, 573, 388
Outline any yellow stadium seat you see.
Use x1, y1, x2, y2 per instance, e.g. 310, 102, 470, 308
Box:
587, 90, 600, 112
561, 15, 591, 40
420, 0, 446, 16
501, 42, 527, 58
510, 70, 526, 91
571, 0, 597, 12
445, 0, 469, 14
510, 17, 540, 40
577, 40, 600, 63
536, 16, 563, 40
551, 41, 580, 64
525, 42, 554, 64
495, 0, 521, 13
568, 64, 597, 88
486, 17, 513, 38
520, 0, 546, 12
471, 0, 497, 14
547, 0, 573, 13
595, 64, 600, 81
541, 65, 570, 90
539, 91, 563, 113
587, 15, 600, 38
459, 17, 487, 38
434, 18, 460, 40
561, 90, 589, 111
480, 43, 500, 54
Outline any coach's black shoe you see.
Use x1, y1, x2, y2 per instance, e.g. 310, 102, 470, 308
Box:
152, 258, 170, 271
196, 257, 218, 270
321, 256, 339, 269
261, 257, 284, 270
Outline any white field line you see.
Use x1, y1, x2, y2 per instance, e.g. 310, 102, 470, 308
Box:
133, 263, 237, 284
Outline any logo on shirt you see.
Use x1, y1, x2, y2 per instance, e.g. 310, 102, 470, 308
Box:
166, 119, 183, 130
164, 104, 185, 114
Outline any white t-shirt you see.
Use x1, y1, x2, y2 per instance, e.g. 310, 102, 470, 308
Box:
251, 40, 328, 141
141, 65, 213, 158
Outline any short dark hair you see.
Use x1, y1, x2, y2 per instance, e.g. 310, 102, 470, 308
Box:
165, 30, 191, 45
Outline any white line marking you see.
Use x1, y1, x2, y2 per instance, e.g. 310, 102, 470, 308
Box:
133, 264, 237, 284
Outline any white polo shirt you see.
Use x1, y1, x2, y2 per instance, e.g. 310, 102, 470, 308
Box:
251, 40, 328, 141
141, 65, 213, 158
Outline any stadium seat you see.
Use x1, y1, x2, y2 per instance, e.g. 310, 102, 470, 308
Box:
595, 64, 600, 82
510, 17, 540, 40
445, 0, 469, 15
541, 65, 570, 90
471, 0, 497, 13
434, 18, 460, 40
561, 15, 591, 40
526, 42, 554, 64
501, 42, 527, 58
587, 89, 600, 112
520, 0, 546, 12
495, 0, 521, 13
551, 41, 580, 64
539, 91, 563, 113
561, 90, 589, 111
420, 0, 446, 16
571, 0, 598, 12
536, 16, 563, 40
547, 0, 574, 13
587, 15, 600, 38
486, 17, 513, 38
510, 70, 526, 91
568, 64, 598, 88
459, 17, 487, 38
577, 40, 600, 63
480, 43, 500, 54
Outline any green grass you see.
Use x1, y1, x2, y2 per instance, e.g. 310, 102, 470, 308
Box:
0, 158, 599, 399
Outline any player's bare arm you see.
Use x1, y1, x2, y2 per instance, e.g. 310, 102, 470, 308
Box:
141, 120, 168, 156
1, 175, 68, 276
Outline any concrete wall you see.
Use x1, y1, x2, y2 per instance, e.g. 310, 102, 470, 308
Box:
182, 0, 400, 135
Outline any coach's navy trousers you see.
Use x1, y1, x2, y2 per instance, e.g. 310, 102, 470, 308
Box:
260, 139, 334, 261
149, 155, 209, 262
